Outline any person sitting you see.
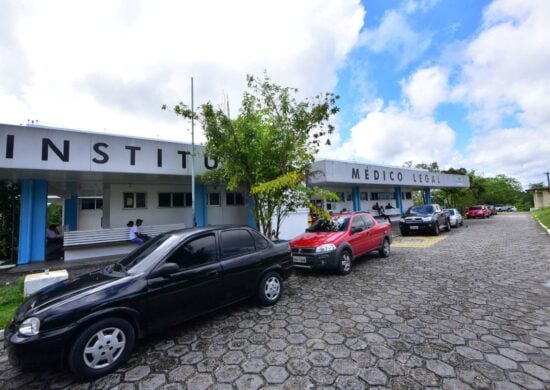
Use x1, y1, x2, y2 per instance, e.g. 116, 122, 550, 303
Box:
129, 219, 151, 244
46, 225, 63, 244
386, 203, 394, 209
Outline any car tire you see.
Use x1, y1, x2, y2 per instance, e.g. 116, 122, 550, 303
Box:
459, 220, 463, 227
378, 238, 390, 258
337, 250, 352, 275
257, 272, 283, 306
433, 222, 440, 236
68, 317, 135, 381
445, 219, 451, 232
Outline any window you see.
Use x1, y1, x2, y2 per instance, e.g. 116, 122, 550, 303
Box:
370, 192, 394, 201
221, 229, 256, 258
250, 230, 270, 250
402, 191, 412, 200
165, 234, 217, 269
346, 193, 352, 201
360, 192, 368, 201
226, 191, 245, 206
336, 192, 345, 202
158, 192, 192, 208
81, 198, 102, 210
351, 216, 366, 231
361, 215, 374, 228
208, 192, 220, 206
124, 192, 146, 209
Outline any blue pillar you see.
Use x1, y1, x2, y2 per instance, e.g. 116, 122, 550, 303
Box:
352, 187, 361, 211
195, 183, 208, 226
18, 179, 48, 265
246, 195, 256, 228
424, 188, 432, 204
394, 186, 403, 215
64, 195, 78, 231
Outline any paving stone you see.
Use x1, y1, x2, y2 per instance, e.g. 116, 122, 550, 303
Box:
186, 373, 213, 390
359, 367, 388, 386
508, 372, 545, 390
456, 346, 484, 360
485, 353, 518, 370
138, 374, 166, 390
125, 365, 151, 381
235, 374, 264, 390
263, 366, 289, 384
214, 365, 242, 383
521, 363, 550, 382
426, 359, 455, 377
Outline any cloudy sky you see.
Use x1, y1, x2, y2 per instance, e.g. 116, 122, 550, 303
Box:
1, 0, 549, 187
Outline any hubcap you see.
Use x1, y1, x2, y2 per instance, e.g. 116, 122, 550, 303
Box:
341, 253, 351, 272
264, 276, 281, 300
383, 241, 390, 255
83, 327, 126, 369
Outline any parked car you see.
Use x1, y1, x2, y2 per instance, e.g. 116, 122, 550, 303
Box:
399, 204, 451, 236
290, 212, 392, 275
466, 205, 489, 219
487, 205, 497, 215
5, 226, 293, 380
508, 206, 517, 212
444, 208, 463, 227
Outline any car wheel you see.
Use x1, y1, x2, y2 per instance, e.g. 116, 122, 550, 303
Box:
257, 272, 283, 306
68, 317, 135, 381
433, 222, 440, 236
337, 250, 352, 275
445, 219, 451, 232
460, 220, 463, 226
378, 238, 390, 258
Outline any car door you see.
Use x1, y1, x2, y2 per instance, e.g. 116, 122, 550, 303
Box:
348, 215, 369, 256
146, 233, 221, 332
218, 228, 264, 304
361, 214, 381, 252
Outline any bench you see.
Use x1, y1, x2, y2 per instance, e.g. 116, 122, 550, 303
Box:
63, 223, 187, 261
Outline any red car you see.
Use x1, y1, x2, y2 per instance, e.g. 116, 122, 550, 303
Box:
290, 212, 392, 275
466, 205, 489, 219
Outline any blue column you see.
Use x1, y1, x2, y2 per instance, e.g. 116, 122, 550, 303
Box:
352, 187, 361, 211
64, 195, 78, 231
394, 186, 403, 215
246, 195, 256, 228
194, 183, 208, 226
18, 179, 48, 265
424, 188, 432, 204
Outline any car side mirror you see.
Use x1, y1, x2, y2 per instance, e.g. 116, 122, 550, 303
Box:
149, 263, 180, 279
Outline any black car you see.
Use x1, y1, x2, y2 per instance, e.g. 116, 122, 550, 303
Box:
399, 204, 451, 236
5, 225, 293, 380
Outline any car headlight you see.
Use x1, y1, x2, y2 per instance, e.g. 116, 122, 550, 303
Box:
19, 317, 40, 336
422, 217, 433, 222
400, 218, 405, 223
316, 244, 336, 253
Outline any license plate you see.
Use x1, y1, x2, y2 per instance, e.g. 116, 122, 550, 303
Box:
410, 226, 419, 230
293, 256, 307, 264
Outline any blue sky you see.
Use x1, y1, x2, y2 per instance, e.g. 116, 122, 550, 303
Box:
0, 0, 549, 186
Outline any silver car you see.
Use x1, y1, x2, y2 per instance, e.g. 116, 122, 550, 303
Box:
445, 208, 463, 227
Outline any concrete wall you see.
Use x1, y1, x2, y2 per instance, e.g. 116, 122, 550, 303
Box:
534, 190, 550, 209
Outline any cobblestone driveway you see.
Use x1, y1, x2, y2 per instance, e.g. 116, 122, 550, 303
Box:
1, 212, 549, 389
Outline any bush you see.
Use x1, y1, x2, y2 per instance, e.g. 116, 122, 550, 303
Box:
0, 277, 24, 328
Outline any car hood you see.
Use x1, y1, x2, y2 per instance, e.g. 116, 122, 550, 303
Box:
16, 269, 131, 319
290, 231, 346, 248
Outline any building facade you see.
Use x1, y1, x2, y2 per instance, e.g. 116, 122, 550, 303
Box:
0, 123, 470, 265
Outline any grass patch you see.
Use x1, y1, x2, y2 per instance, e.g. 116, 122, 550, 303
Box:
533, 208, 550, 230
0, 277, 24, 329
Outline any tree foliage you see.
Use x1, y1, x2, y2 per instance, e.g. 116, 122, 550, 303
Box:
166, 73, 339, 237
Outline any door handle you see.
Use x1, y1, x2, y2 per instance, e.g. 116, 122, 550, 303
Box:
207, 270, 219, 277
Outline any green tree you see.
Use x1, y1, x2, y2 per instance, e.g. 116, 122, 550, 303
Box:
165, 73, 339, 237
47, 204, 62, 227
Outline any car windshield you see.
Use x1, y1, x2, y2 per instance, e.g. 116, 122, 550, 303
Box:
469, 206, 482, 210
407, 205, 434, 215
308, 216, 350, 232
110, 233, 179, 274
447, 209, 455, 215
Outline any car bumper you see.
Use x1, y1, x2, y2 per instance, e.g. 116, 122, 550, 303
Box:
4, 321, 74, 370
292, 250, 339, 270
399, 222, 436, 233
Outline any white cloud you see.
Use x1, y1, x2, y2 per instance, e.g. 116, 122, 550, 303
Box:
402, 66, 448, 115
0, 0, 364, 142
456, 0, 550, 185
324, 104, 456, 167
358, 10, 431, 67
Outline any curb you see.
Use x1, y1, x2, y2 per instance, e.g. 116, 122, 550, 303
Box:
532, 215, 550, 236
